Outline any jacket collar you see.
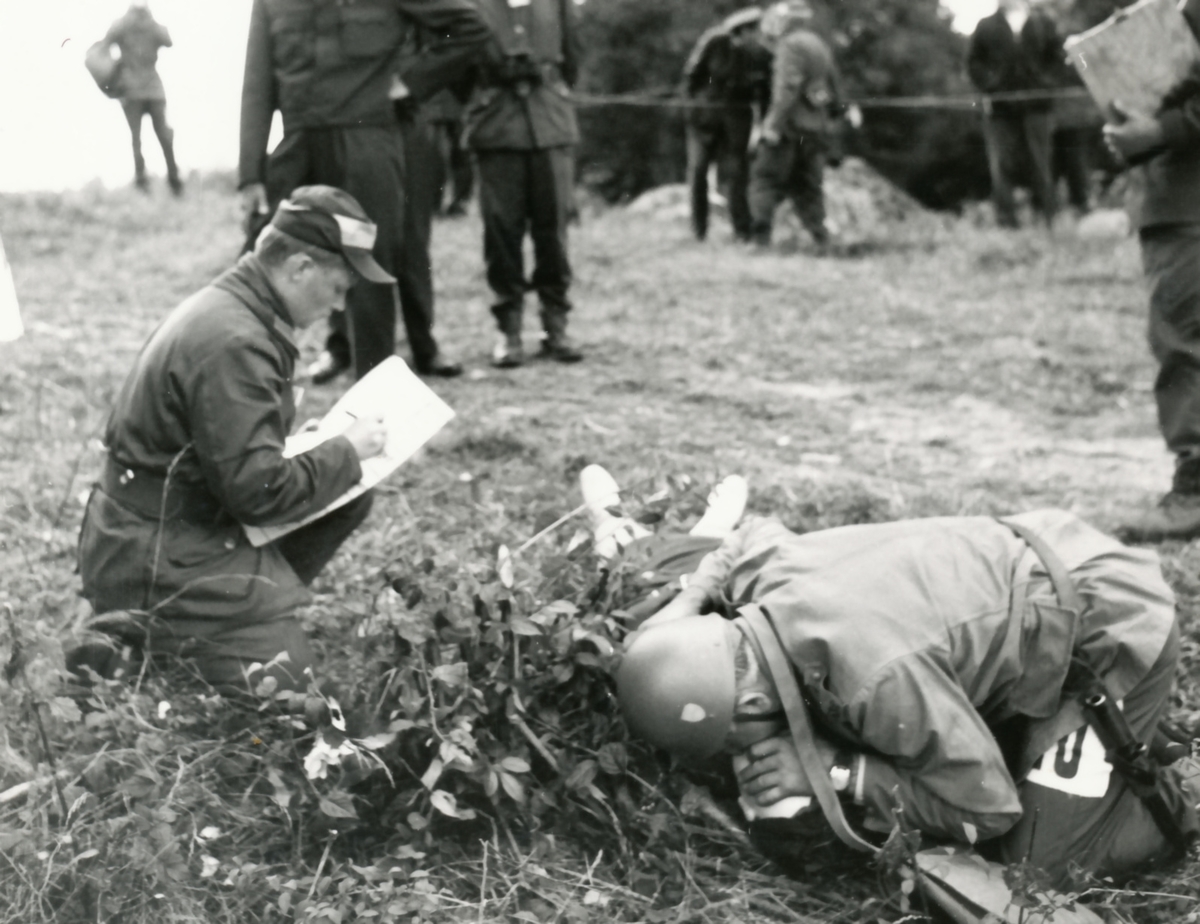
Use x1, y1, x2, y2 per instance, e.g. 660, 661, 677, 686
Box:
212, 254, 300, 360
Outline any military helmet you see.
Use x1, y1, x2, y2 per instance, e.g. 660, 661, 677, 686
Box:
616, 616, 737, 765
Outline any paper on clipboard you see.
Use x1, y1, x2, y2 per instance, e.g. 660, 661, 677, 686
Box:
1064, 0, 1200, 118
243, 356, 455, 547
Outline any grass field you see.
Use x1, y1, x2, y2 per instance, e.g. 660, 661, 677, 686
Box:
2, 168, 1199, 923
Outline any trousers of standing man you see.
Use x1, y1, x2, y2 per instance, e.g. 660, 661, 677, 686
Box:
749, 132, 829, 245
257, 125, 407, 380
321, 111, 446, 374
983, 109, 1057, 228
687, 106, 755, 242
1144, 226, 1200, 477
477, 146, 575, 324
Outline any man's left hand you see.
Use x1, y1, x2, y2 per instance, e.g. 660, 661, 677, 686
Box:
736, 735, 838, 806
1103, 101, 1164, 164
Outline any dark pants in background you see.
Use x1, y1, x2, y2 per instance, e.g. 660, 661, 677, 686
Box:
686, 107, 755, 242
983, 109, 1057, 227
257, 125, 407, 379
1054, 126, 1093, 214
1144, 225, 1200, 484
432, 118, 474, 214
325, 115, 442, 371
476, 147, 575, 330
121, 98, 180, 188
749, 133, 829, 245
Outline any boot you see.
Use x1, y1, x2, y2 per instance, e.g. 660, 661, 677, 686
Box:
1117, 456, 1200, 543
539, 308, 583, 363
490, 303, 524, 369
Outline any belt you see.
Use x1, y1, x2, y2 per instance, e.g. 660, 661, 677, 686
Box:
100, 457, 223, 524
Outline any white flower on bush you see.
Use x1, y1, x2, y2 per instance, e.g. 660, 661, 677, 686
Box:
199, 855, 220, 879
303, 731, 357, 781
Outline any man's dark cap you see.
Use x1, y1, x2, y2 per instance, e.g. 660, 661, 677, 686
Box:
270, 185, 396, 284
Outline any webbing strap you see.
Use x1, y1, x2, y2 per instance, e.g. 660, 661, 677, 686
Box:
737, 604, 878, 854
997, 517, 1084, 615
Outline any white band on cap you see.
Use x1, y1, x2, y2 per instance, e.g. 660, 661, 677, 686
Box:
333, 213, 377, 252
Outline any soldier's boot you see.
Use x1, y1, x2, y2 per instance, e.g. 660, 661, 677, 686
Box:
1117, 456, 1200, 543
539, 307, 583, 363
490, 303, 525, 369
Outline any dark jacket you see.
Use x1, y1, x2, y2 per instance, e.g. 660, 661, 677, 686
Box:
79, 256, 362, 625
761, 27, 844, 139
682, 25, 772, 129
687, 511, 1174, 846
239, 0, 488, 188
1141, 0, 1200, 229
967, 9, 1063, 114
104, 7, 171, 101
463, 0, 580, 151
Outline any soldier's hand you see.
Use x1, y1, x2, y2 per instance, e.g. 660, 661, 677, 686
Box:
344, 415, 387, 461
736, 735, 838, 804
760, 127, 782, 147
240, 183, 269, 234
1103, 101, 1164, 164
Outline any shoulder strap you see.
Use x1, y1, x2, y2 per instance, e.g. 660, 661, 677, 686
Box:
737, 604, 878, 854
997, 517, 1084, 615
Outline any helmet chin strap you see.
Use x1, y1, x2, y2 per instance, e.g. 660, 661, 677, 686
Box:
734, 606, 877, 854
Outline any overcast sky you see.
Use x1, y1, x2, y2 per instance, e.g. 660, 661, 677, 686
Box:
0, 0, 998, 194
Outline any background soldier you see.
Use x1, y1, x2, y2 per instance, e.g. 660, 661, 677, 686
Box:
465, 0, 584, 369
1110, 0, 1200, 541
967, 0, 1064, 228
681, 7, 773, 243
748, 0, 850, 249
102, 1, 182, 195
239, 0, 487, 384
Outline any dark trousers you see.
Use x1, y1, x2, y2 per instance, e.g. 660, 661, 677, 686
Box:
255, 125, 409, 379
1055, 127, 1092, 213
748, 134, 828, 245
686, 108, 755, 241
432, 118, 474, 213
476, 147, 574, 326
73, 492, 373, 697
327, 116, 441, 370
983, 109, 1057, 227
1143, 225, 1200, 469
121, 98, 179, 185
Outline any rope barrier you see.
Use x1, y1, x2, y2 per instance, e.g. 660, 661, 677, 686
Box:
570, 86, 1094, 113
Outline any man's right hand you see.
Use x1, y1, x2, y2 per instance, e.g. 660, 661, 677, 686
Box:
344, 415, 388, 461
240, 183, 269, 235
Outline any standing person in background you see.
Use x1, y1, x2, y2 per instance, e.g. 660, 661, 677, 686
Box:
682, 7, 773, 243
967, 0, 1064, 228
748, 1, 852, 251
426, 88, 475, 217
465, 0, 584, 369
103, 1, 182, 195
1111, 0, 1200, 542
239, 0, 487, 385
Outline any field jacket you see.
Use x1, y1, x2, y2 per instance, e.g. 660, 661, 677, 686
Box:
239, 0, 487, 188
681, 24, 772, 130
967, 9, 1062, 114
79, 256, 362, 626
463, 0, 580, 151
104, 9, 171, 101
760, 28, 843, 139
686, 511, 1175, 847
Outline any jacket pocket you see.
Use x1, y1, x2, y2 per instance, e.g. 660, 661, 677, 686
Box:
340, 5, 401, 59
270, 12, 315, 72
1010, 600, 1077, 718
